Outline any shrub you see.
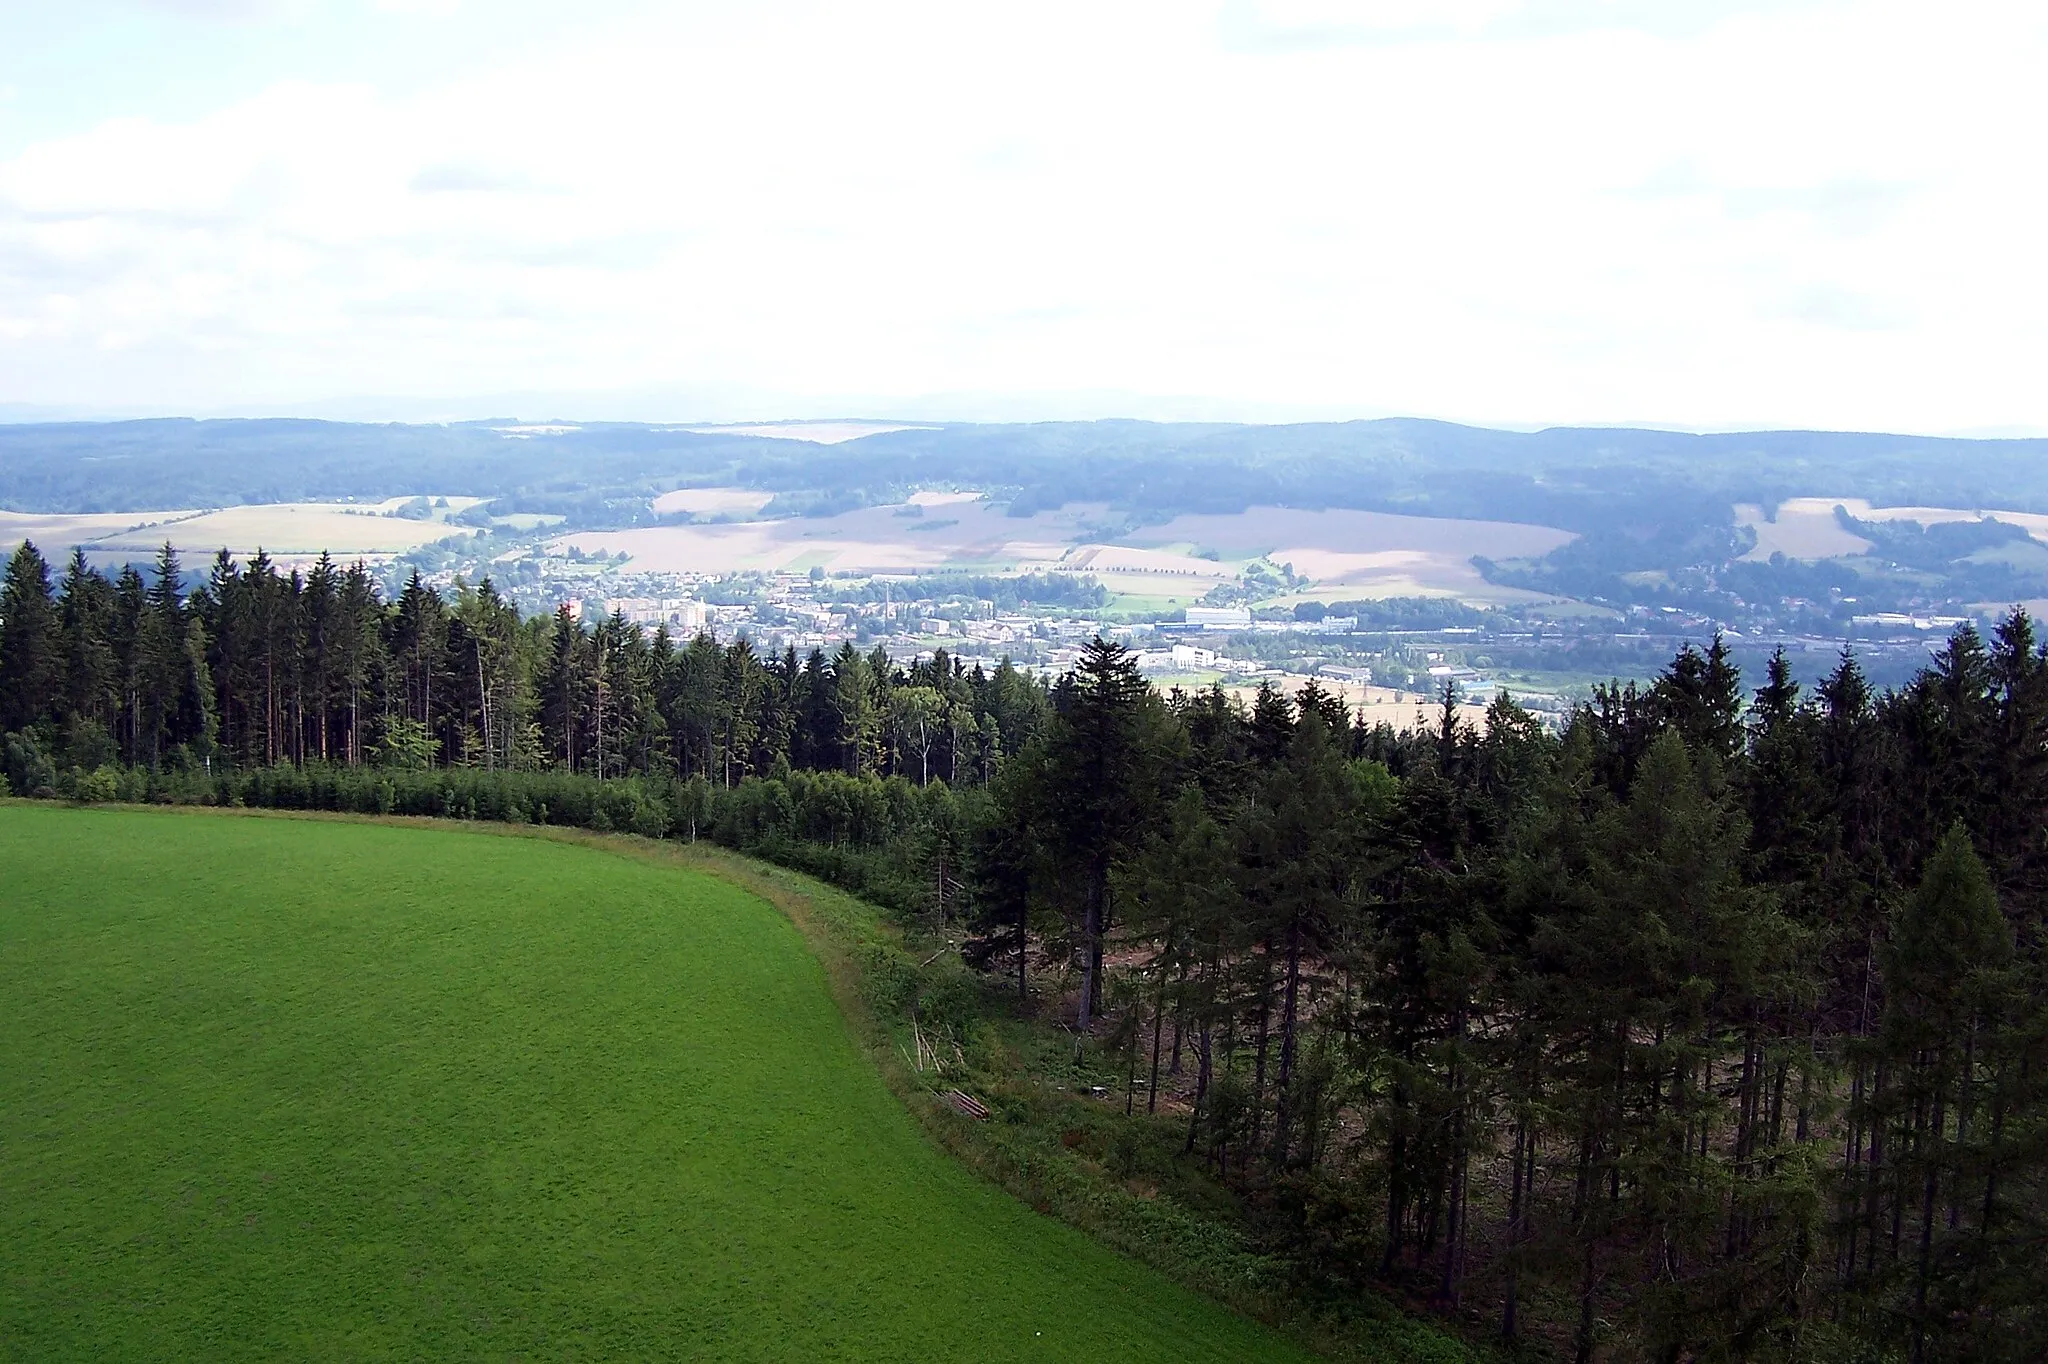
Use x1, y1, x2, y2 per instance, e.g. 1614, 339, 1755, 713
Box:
630, 799, 670, 839
72, 766, 121, 804
915, 970, 982, 1033
855, 941, 919, 1017
3, 732, 56, 798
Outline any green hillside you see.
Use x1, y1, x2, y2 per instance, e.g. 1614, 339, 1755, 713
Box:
0, 806, 1308, 1361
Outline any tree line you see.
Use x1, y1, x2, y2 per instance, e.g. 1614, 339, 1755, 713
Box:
0, 541, 1053, 786
5, 538, 2048, 1360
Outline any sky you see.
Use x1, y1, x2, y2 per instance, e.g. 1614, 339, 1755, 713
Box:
1, 0, 2044, 433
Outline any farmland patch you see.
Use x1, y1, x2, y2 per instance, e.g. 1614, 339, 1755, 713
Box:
0, 500, 481, 562
1737, 497, 2048, 562
561, 500, 1573, 602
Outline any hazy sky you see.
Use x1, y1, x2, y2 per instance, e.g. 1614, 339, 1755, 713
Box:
2, 0, 2043, 431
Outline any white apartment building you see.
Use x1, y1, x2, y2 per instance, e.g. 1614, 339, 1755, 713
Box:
1185, 605, 1253, 628
602, 597, 709, 634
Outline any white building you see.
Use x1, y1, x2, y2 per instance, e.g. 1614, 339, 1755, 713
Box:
603, 596, 708, 634
1133, 643, 1223, 674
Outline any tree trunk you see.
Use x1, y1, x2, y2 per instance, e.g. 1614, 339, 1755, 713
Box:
1078, 857, 1107, 1031
1147, 939, 1171, 1114
1248, 940, 1274, 1169
1016, 890, 1029, 1003
1185, 1023, 1213, 1156
1270, 914, 1305, 1169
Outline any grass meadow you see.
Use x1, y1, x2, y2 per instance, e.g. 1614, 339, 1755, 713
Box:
0, 805, 1306, 1361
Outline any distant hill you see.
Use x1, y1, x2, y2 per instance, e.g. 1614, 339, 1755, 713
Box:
5, 415, 2046, 521
9, 415, 2048, 611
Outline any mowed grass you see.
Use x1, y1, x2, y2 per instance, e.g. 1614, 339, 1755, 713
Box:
0, 806, 1308, 1362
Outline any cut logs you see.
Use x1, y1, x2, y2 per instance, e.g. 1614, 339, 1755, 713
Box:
940, 1089, 991, 1121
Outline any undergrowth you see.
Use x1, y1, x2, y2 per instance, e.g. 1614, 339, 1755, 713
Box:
659, 838, 1488, 1364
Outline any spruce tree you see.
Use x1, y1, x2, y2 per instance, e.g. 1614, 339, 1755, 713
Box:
1045, 636, 1158, 1032
56, 546, 116, 733
1873, 826, 2014, 1363
0, 541, 60, 733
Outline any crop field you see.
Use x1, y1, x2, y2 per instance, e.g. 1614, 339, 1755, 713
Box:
561, 496, 1573, 601
651, 487, 777, 517
1736, 497, 2048, 562
556, 498, 1113, 576
1123, 509, 1572, 604
0, 500, 481, 562
0, 806, 1304, 1362
678, 422, 936, 444
0, 508, 200, 554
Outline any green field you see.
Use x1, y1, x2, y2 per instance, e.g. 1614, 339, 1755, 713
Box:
0, 806, 1307, 1361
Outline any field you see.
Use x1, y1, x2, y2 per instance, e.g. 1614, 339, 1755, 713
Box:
1736, 497, 2048, 562
0, 499, 482, 564
556, 499, 1114, 577
678, 422, 936, 444
560, 495, 1573, 603
1122, 508, 1571, 604
0, 806, 1305, 1362
652, 487, 777, 518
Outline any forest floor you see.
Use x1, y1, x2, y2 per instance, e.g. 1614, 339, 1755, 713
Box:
0, 803, 1315, 1362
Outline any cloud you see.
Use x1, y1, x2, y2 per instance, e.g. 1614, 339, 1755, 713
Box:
0, 0, 2044, 433
408, 162, 543, 194
118, 0, 311, 21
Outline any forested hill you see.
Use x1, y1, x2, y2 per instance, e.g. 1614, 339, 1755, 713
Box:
5, 415, 2048, 525
5, 534, 2048, 1359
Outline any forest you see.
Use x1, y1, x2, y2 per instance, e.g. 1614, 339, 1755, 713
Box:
3, 535, 2046, 1362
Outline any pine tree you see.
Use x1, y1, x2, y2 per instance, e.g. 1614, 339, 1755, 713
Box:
1871, 826, 2014, 1363
392, 570, 448, 762
302, 553, 340, 761
332, 561, 384, 765
56, 547, 116, 732
0, 541, 61, 732
1046, 636, 1160, 1031
109, 565, 146, 762
830, 643, 880, 776
1655, 633, 1745, 763
136, 544, 211, 764
541, 605, 586, 769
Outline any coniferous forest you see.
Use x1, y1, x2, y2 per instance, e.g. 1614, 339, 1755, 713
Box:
6, 538, 2048, 1362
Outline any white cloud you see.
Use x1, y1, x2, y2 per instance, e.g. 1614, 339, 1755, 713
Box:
119, 0, 314, 21
0, 0, 2044, 432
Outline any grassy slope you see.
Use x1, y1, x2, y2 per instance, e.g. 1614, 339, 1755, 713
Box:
675, 844, 1479, 1364
0, 805, 1309, 1362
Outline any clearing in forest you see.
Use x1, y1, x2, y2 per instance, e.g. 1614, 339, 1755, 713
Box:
0, 806, 1306, 1362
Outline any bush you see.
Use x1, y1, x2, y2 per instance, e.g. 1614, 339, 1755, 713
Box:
3, 732, 56, 799
630, 799, 669, 839
855, 941, 919, 1017
1105, 1123, 1148, 1180
71, 766, 121, 804
915, 970, 982, 1032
